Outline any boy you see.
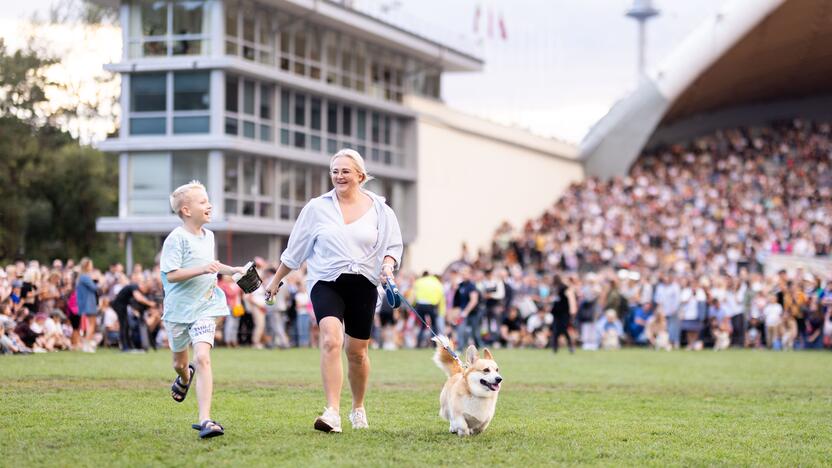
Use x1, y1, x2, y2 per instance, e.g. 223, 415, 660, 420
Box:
161, 181, 246, 439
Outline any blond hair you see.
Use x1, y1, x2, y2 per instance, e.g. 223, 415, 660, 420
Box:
330, 148, 374, 186
170, 180, 207, 217
79, 257, 93, 273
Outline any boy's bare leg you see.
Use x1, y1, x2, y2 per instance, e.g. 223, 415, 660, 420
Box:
193, 341, 213, 422
172, 349, 191, 384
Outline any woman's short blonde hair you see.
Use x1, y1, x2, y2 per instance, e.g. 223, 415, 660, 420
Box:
330, 148, 374, 186
170, 180, 207, 217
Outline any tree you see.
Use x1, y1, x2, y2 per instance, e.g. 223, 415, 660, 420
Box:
0, 39, 57, 124
0, 42, 123, 265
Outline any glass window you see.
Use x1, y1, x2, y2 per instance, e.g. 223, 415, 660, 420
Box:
131, 73, 166, 112
260, 85, 273, 120
140, 0, 167, 36
371, 112, 380, 143
293, 29, 306, 59
260, 124, 273, 142
341, 105, 352, 136
129, 153, 171, 215
224, 155, 239, 193
309, 29, 321, 79
280, 30, 291, 71
243, 121, 255, 139
310, 98, 321, 130
173, 72, 209, 111
294, 166, 307, 201
242, 10, 255, 43
225, 116, 238, 135
173, 116, 209, 134
225, 199, 237, 215
130, 117, 165, 135
172, 1, 205, 55
356, 110, 366, 139
384, 116, 391, 144
280, 90, 290, 124
260, 159, 274, 196
279, 163, 291, 199
310, 168, 322, 196
294, 131, 305, 149
225, 76, 238, 112
243, 80, 255, 115
172, 152, 207, 189
243, 157, 256, 195
294, 94, 306, 126
327, 102, 337, 134
243, 201, 255, 216
225, 8, 237, 38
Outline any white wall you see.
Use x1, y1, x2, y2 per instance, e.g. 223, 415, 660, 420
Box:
406, 96, 583, 273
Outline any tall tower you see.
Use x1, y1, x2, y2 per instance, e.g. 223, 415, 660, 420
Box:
626, 0, 660, 79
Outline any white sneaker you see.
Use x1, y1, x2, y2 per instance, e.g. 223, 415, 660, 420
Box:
348, 407, 369, 429
314, 407, 342, 433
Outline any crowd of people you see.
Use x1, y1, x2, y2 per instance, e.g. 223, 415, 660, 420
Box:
2, 120, 831, 355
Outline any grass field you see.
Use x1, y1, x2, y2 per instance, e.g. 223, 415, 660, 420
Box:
2, 348, 831, 467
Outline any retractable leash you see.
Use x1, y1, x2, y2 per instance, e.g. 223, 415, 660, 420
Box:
383, 278, 467, 370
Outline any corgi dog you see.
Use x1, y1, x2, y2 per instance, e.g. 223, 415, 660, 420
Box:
432, 337, 502, 436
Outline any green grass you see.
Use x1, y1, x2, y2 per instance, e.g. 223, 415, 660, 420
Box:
1, 348, 831, 467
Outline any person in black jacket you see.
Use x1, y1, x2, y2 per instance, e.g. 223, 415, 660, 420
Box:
550, 275, 576, 353
111, 280, 156, 351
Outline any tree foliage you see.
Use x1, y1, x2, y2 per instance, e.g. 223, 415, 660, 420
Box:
0, 39, 128, 266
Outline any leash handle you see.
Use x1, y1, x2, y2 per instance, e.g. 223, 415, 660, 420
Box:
383, 278, 402, 308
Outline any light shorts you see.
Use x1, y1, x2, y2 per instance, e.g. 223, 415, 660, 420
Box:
164, 317, 217, 352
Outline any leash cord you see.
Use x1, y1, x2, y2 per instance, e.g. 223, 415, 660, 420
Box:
384, 279, 467, 369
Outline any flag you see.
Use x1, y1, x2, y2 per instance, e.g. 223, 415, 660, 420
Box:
474, 4, 481, 33
488, 7, 493, 38
498, 11, 507, 40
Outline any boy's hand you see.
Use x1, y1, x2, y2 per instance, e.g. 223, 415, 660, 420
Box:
203, 261, 222, 275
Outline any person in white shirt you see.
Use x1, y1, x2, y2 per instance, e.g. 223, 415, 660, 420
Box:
763, 294, 783, 349
265, 149, 403, 433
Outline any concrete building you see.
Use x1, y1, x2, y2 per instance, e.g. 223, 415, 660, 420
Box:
93, 0, 582, 272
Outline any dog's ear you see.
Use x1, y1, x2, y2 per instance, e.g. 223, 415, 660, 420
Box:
465, 345, 478, 365
483, 348, 493, 360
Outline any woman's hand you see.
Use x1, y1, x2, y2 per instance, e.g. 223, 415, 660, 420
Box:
380, 262, 395, 284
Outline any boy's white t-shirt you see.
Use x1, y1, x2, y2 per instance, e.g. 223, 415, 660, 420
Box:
160, 227, 228, 324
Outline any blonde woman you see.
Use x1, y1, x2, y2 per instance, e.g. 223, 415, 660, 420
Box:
75, 258, 100, 353
265, 149, 403, 433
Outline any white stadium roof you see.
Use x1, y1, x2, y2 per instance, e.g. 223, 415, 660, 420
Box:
581, 0, 832, 178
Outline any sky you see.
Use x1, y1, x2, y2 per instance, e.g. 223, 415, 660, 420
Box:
1, 0, 729, 144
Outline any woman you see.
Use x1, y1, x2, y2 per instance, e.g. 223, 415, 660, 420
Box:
75, 257, 100, 353
265, 148, 403, 433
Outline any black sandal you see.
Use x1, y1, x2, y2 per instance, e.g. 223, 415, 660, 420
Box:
191, 419, 225, 439
170, 364, 195, 403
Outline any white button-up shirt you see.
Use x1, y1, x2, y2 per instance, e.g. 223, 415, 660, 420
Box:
280, 188, 403, 293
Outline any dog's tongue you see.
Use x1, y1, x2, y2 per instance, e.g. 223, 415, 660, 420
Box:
491, 382, 500, 391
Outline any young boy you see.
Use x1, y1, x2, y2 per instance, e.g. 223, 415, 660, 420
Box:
161, 181, 246, 439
